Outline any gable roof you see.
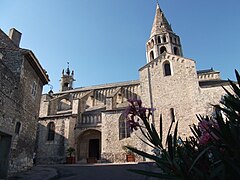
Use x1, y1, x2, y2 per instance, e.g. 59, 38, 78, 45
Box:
0, 28, 49, 85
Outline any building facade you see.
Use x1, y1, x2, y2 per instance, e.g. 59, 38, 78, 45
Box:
0, 28, 49, 178
37, 4, 229, 164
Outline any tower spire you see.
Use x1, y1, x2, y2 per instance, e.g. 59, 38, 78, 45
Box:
150, 2, 172, 38
146, 2, 183, 62
60, 62, 75, 91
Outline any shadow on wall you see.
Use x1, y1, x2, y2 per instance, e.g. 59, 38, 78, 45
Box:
0, 131, 12, 179
36, 123, 68, 165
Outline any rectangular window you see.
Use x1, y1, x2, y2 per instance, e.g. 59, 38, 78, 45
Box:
170, 108, 175, 122
15, 122, 21, 134
31, 81, 37, 96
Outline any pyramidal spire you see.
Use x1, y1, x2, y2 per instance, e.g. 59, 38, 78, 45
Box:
150, 3, 172, 38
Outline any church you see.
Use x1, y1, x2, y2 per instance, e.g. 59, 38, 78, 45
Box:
37, 3, 229, 164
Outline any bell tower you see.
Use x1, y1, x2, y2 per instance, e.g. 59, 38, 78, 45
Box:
60, 63, 75, 91
146, 3, 183, 63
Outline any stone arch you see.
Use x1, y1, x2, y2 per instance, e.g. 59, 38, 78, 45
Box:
149, 51, 154, 61
150, 39, 154, 48
119, 114, 130, 140
77, 129, 101, 163
157, 36, 161, 43
162, 35, 167, 42
174, 47, 179, 55
163, 60, 172, 76
160, 46, 167, 54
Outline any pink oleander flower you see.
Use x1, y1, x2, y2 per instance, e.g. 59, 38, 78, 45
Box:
124, 99, 154, 132
198, 118, 220, 145
199, 132, 211, 145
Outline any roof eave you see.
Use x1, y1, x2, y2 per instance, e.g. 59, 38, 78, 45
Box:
22, 49, 49, 85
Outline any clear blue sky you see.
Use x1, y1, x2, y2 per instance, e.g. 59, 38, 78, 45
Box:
1, 0, 240, 93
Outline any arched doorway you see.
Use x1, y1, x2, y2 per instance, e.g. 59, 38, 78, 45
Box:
77, 129, 101, 163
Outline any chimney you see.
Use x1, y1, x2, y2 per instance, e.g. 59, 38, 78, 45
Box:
9, 28, 22, 47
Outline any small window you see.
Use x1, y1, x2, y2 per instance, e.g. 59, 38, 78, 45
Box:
150, 39, 154, 48
164, 61, 171, 76
162, 35, 167, 43
119, 114, 130, 140
15, 122, 21, 134
157, 36, 161, 43
160, 46, 167, 54
150, 51, 154, 61
170, 108, 175, 122
47, 122, 55, 141
31, 81, 37, 96
64, 83, 69, 88
174, 47, 179, 55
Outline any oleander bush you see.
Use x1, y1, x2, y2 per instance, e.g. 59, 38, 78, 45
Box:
124, 70, 240, 179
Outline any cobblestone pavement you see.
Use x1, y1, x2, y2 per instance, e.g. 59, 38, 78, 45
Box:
8, 162, 159, 180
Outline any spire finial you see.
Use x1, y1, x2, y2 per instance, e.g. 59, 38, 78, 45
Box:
156, 0, 160, 10
66, 62, 70, 75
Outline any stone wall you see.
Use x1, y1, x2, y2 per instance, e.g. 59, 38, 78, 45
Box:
0, 34, 47, 177
139, 54, 199, 140
0, 60, 19, 177
37, 116, 73, 164
101, 110, 146, 163
197, 85, 229, 116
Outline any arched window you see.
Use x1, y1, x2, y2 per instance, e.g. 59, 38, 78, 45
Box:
160, 46, 167, 54
150, 51, 154, 61
174, 37, 177, 44
119, 114, 130, 140
64, 83, 69, 88
150, 39, 154, 48
47, 122, 55, 141
162, 35, 167, 42
163, 61, 172, 76
174, 47, 179, 55
157, 36, 161, 43
15, 122, 21, 134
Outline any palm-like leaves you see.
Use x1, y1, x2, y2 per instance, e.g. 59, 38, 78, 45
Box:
125, 70, 240, 179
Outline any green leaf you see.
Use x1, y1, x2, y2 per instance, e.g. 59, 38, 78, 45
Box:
151, 123, 162, 147
188, 145, 213, 173
126, 146, 167, 165
228, 80, 240, 99
166, 120, 174, 145
190, 126, 200, 139
160, 114, 163, 140
135, 135, 156, 149
167, 135, 173, 161
235, 69, 240, 85
173, 121, 178, 158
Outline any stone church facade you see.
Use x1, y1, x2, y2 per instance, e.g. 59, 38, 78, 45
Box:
0, 28, 49, 178
37, 4, 229, 164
